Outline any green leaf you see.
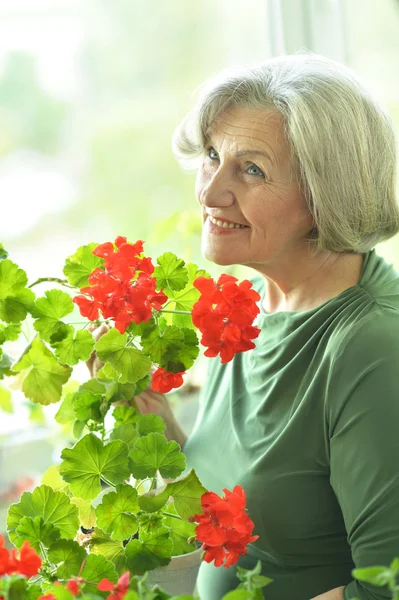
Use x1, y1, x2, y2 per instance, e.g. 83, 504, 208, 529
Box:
222, 591, 252, 600
167, 263, 211, 329
166, 469, 208, 521
141, 325, 184, 366
162, 327, 199, 372
90, 528, 126, 574
81, 554, 118, 594
162, 503, 196, 556
95, 484, 139, 541
138, 486, 170, 514
31, 290, 74, 342
154, 252, 189, 292
25, 584, 42, 600
129, 432, 186, 479
26, 402, 46, 424
96, 328, 152, 384
60, 433, 130, 500
55, 392, 76, 425
73, 419, 86, 439
48, 539, 87, 579
41, 465, 70, 493
0, 260, 35, 323
0, 351, 12, 379
125, 526, 173, 574
63, 243, 103, 288
0, 385, 13, 413
113, 405, 140, 426
7, 578, 29, 600
73, 389, 103, 422
0, 322, 21, 344
107, 382, 137, 404
110, 424, 139, 449
71, 497, 96, 529
137, 414, 165, 436
0, 244, 8, 261
15, 515, 60, 552
12, 337, 72, 405
352, 566, 394, 586
53, 328, 95, 366
37, 586, 73, 600
7, 485, 79, 548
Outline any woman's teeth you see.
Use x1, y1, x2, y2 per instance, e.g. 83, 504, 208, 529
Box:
209, 215, 246, 229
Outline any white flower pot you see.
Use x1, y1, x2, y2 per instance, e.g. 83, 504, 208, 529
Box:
146, 545, 203, 595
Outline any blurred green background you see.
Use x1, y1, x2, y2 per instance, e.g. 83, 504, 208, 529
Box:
0, 0, 398, 529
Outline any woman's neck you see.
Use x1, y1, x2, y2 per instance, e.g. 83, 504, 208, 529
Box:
260, 251, 365, 314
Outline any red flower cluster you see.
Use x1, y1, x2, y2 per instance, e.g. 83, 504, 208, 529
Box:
190, 485, 259, 568
98, 571, 130, 599
192, 274, 261, 363
73, 237, 168, 333
151, 367, 185, 393
0, 535, 41, 578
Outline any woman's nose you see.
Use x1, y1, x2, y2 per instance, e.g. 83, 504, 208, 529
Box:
198, 167, 235, 208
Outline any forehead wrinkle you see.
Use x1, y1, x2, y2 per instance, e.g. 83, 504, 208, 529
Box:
206, 121, 278, 166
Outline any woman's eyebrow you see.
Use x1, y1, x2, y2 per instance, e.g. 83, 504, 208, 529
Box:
234, 149, 274, 165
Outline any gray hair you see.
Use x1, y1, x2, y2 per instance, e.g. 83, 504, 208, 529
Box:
172, 52, 399, 253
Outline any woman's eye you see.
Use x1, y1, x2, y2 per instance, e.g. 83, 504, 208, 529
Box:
246, 163, 265, 178
206, 147, 219, 161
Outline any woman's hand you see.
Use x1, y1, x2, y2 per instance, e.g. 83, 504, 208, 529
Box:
87, 324, 187, 447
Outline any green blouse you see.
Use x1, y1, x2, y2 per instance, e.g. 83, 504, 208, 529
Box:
184, 249, 399, 600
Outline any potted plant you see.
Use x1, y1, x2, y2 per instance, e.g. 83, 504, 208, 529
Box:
0, 237, 263, 599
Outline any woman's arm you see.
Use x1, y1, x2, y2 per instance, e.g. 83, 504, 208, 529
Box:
311, 586, 345, 600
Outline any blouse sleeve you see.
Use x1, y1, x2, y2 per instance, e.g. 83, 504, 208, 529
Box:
328, 311, 399, 600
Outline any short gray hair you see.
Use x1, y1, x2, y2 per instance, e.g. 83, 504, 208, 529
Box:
172, 52, 399, 253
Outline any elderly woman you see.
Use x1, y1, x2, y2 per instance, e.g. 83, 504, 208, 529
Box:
91, 53, 399, 600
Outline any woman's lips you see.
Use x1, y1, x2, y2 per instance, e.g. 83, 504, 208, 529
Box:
205, 216, 249, 235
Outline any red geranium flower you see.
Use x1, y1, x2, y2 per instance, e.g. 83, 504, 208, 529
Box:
73, 238, 168, 333
151, 367, 185, 393
192, 275, 261, 363
0, 535, 41, 578
190, 485, 258, 568
98, 571, 130, 599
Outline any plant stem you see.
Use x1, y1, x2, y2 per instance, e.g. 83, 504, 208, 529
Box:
160, 309, 190, 315
149, 476, 157, 491
28, 277, 75, 289
163, 511, 183, 521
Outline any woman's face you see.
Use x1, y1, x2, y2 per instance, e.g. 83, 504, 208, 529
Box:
195, 106, 314, 272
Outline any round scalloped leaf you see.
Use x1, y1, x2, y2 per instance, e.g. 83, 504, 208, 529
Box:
128, 432, 186, 480
70, 497, 96, 529
81, 553, 118, 594
112, 405, 140, 427
31, 290, 74, 343
7, 485, 79, 547
154, 252, 189, 292
63, 243, 103, 288
110, 424, 139, 449
137, 414, 165, 437
95, 328, 152, 384
141, 325, 184, 366
48, 539, 87, 579
162, 503, 196, 556
15, 516, 60, 552
125, 526, 173, 574
0, 259, 35, 323
165, 469, 208, 521
53, 329, 95, 366
12, 338, 72, 405
95, 484, 139, 541
138, 486, 170, 514
89, 528, 126, 574
60, 433, 130, 500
